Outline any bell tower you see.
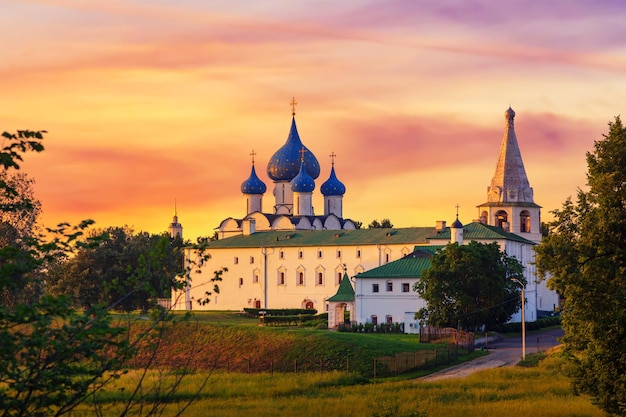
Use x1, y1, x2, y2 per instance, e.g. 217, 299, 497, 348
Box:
477, 107, 542, 243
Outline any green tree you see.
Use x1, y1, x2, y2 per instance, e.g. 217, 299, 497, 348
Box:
535, 116, 626, 415
414, 241, 524, 331
0, 171, 41, 237
47, 227, 186, 311
368, 218, 393, 228
0, 130, 220, 416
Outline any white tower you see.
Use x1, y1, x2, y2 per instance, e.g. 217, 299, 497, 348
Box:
450, 210, 464, 245
168, 201, 183, 238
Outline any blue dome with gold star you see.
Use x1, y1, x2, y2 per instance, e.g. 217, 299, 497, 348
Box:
320, 166, 346, 196
241, 165, 267, 194
267, 117, 320, 181
291, 160, 316, 193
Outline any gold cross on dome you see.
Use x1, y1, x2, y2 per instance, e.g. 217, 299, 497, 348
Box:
290, 97, 298, 116
250, 149, 257, 164
329, 152, 337, 166
299, 147, 306, 162
455, 203, 461, 217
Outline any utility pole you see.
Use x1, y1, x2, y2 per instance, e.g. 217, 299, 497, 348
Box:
511, 278, 526, 360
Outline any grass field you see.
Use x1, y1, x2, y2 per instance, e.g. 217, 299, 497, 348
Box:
59, 312, 604, 416
116, 311, 480, 377
69, 352, 603, 417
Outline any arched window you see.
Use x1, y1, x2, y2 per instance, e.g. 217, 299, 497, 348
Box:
371, 315, 378, 325
495, 210, 509, 230
317, 272, 323, 285
520, 210, 531, 233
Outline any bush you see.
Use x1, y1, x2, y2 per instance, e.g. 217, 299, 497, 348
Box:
338, 322, 405, 333
243, 308, 317, 317
490, 315, 561, 333
261, 313, 328, 327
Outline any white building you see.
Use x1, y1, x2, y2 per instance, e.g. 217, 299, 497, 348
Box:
171, 106, 560, 324
354, 221, 553, 332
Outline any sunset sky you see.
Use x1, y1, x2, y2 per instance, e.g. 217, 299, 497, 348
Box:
2, 0, 625, 241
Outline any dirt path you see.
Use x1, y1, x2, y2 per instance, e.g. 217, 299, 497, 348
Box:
419, 328, 564, 382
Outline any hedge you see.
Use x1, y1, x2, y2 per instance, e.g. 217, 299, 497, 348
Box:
243, 308, 317, 317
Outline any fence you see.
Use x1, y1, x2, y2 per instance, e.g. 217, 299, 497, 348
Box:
419, 326, 475, 351
131, 344, 473, 378
372, 343, 467, 378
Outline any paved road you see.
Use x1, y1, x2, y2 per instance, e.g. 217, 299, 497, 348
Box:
419, 328, 564, 381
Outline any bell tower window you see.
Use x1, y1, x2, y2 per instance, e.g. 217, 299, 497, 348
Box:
520, 210, 531, 233
495, 210, 509, 230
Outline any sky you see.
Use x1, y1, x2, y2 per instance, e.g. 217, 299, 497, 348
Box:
2, 0, 625, 241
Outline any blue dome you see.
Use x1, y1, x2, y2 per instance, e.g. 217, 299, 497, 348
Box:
320, 166, 346, 196
241, 165, 267, 194
267, 117, 320, 181
291, 160, 315, 193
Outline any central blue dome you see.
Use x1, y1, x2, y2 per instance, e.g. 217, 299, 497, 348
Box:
267, 117, 320, 181
241, 165, 267, 195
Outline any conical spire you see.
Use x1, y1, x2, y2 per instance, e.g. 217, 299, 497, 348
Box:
327, 272, 354, 302
487, 107, 534, 203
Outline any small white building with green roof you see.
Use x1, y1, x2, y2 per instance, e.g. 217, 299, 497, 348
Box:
353, 220, 558, 332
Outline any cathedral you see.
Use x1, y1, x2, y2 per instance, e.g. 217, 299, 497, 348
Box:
170, 104, 559, 330
217, 100, 357, 239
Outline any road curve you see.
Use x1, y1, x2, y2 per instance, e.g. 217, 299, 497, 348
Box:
419, 328, 564, 382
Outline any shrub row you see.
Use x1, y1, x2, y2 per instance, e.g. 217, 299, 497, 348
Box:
262, 313, 328, 327
338, 322, 405, 333
243, 308, 317, 317
490, 315, 561, 333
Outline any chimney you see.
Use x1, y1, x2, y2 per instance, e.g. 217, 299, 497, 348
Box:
436, 220, 447, 231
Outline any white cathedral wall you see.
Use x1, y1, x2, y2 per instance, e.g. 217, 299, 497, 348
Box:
172, 241, 415, 312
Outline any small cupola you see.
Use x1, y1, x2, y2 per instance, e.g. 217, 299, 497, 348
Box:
320, 154, 346, 197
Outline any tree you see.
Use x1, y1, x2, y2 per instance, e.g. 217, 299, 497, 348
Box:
368, 218, 393, 228
535, 116, 626, 415
0, 130, 220, 416
0, 171, 41, 238
47, 227, 186, 311
414, 241, 524, 331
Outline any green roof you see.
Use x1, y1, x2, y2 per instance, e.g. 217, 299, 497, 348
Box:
428, 221, 535, 245
355, 250, 433, 279
327, 273, 355, 302
412, 245, 445, 255
204, 227, 436, 249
